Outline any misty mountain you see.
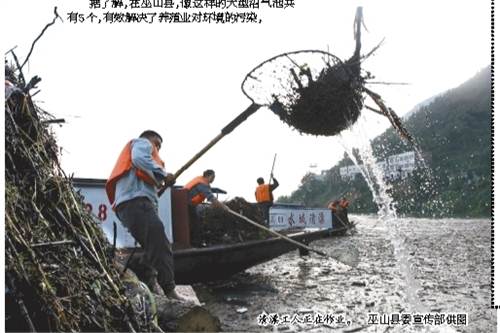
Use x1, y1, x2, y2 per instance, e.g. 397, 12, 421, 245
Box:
403, 95, 437, 120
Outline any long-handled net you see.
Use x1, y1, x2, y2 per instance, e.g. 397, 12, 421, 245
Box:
159, 7, 417, 198
240, 7, 416, 145
243, 49, 365, 136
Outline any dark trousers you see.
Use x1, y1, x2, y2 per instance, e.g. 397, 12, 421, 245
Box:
116, 197, 175, 293
257, 201, 273, 225
332, 207, 350, 228
188, 205, 202, 246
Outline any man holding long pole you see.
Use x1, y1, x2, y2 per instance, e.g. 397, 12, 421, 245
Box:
105, 130, 185, 300
255, 154, 279, 225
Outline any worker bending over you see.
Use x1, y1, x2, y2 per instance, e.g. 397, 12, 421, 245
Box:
106, 130, 184, 300
184, 169, 226, 246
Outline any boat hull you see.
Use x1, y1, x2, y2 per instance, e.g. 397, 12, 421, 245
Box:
173, 228, 346, 284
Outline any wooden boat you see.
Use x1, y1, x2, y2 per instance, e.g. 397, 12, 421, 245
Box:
173, 226, 348, 284
73, 178, 351, 284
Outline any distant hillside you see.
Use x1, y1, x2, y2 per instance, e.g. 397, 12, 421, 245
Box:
279, 66, 491, 217
403, 95, 437, 120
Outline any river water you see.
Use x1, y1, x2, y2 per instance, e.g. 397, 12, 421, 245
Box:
194, 216, 495, 332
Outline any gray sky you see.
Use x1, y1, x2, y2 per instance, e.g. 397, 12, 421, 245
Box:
4, 0, 490, 202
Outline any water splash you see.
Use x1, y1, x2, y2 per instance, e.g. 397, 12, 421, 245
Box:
337, 114, 458, 332
336, 116, 425, 311
339, 137, 425, 313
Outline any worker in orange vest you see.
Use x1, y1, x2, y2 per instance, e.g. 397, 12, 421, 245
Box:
184, 169, 226, 246
339, 197, 350, 209
327, 199, 340, 213
105, 130, 184, 300
339, 197, 351, 226
255, 175, 279, 225
328, 198, 351, 228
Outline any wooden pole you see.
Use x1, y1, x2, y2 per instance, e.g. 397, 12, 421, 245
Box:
268, 153, 277, 184
226, 207, 328, 257
158, 103, 261, 196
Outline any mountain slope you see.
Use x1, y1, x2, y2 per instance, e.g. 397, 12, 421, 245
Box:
279, 66, 491, 217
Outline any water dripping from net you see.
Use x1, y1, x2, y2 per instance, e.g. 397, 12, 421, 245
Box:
336, 115, 458, 332
336, 118, 424, 314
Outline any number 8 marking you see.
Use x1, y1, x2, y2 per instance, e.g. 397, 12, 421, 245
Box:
98, 204, 107, 221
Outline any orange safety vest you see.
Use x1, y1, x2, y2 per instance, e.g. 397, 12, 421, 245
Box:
184, 176, 210, 206
105, 140, 165, 206
255, 184, 272, 203
328, 201, 338, 213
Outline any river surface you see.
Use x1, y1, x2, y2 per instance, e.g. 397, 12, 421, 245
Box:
194, 216, 495, 332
